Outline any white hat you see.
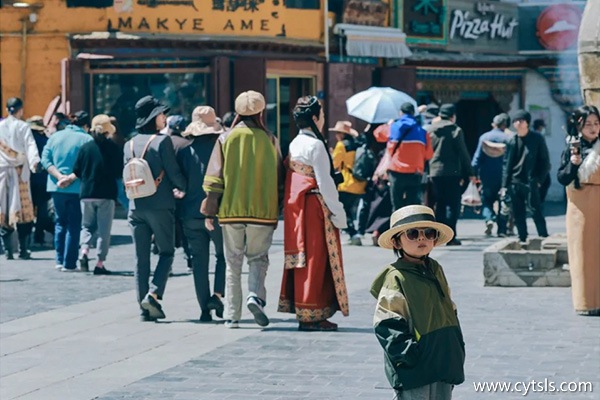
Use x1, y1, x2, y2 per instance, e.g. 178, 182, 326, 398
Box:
378, 205, 454, 249
183, 106, 224, 137
234, 90, 265, 116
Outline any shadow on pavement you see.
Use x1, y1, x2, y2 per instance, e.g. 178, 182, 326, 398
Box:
110, 235, 133, 246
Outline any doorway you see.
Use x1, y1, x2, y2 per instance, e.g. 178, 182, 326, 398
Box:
455, 95, 503, 156
266, 75, 316, 158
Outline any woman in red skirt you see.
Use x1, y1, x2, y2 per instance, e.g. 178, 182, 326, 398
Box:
278, 96, 349, 331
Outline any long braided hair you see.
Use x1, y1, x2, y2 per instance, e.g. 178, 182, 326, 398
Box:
292, 96, 342, 185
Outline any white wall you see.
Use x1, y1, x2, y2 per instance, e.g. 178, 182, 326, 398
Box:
518, 69, 568, 202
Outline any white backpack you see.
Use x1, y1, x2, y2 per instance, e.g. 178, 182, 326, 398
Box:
123, 135, 165, 199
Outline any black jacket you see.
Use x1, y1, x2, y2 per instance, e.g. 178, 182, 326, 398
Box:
124, 133, 187, 210
73, 136, 123, 200
557, 138, 598, 188
502, 131, 551, 188
177, 134, 220, 219
428, 119, 473, 178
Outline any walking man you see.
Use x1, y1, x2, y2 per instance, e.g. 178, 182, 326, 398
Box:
0, 98, 40, 260
471, 113, 512, 237
387, 102, 433, 211
27, 116, 54, 247
428, 104, 476, 245
42, 111, 92, 271
201, 90, 283, 329
502, 110, 550, 243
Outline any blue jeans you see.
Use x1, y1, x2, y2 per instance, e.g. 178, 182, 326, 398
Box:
481, 184, 507, 235
52, 193, 82, 269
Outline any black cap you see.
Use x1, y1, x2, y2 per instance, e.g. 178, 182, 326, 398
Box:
167, 115, 186, 132
512, 110, 531, 125
6, 97, 23, 114
135, 96, 170, 130
400, 102, 415, 116
72, 110, 90, 127
439, 103, 456, 119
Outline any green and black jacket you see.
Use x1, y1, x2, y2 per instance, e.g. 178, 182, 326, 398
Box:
370, 257, 465, 390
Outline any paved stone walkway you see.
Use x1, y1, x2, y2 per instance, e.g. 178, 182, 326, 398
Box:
1, 212, 599, 399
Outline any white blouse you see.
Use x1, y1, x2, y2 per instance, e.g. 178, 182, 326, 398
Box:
288, 130, 347, 229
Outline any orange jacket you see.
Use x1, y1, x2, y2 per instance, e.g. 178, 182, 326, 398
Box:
386, 117, 433, 174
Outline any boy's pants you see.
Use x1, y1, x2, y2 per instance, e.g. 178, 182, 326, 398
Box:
222, 223, 275, 321
396, 382, 453, 400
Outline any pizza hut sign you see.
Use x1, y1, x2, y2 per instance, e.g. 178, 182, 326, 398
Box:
450, 1, 518, 41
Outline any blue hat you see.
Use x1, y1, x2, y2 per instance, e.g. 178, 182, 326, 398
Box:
167, 115, 186, 132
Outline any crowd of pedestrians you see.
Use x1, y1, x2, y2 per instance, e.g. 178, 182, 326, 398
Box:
1, 91, 598, 400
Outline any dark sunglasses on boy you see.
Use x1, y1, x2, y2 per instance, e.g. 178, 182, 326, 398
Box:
400, 228, 439, 241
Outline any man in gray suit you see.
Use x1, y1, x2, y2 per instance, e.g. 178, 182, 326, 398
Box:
124, 96, 186, 322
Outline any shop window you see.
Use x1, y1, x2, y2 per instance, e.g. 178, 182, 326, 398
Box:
266, 76, 315, 158
66, 0, 113, 7
284, 0, 320, 10
90, 71, 209, 139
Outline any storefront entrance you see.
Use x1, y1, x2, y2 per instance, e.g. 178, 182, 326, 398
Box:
456, 95, 503, 155
266, 75, 315, 157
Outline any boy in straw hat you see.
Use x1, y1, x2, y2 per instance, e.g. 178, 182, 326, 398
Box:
370, 205, 465, 399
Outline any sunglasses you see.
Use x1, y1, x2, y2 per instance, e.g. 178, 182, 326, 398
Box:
399, 228, 439, 241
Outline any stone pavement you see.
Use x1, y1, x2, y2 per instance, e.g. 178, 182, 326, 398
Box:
1, 210, 599, 400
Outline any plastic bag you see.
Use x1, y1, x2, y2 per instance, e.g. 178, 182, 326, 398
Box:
461, 181, 482, 207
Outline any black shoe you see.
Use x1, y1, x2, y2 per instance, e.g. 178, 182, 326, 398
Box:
6, 252, 14, 260
207, 295, 224, 319
141, 293, 166, 319
446, 238, 462, 246
140, 310, 157, 322
18, 251, 31, 260
199, 310, 212, 322
151, 243, 159, 255
79, 254, 89, 272
93, 266, 112, 275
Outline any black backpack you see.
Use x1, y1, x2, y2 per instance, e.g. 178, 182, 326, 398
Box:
352, 143, 378, 182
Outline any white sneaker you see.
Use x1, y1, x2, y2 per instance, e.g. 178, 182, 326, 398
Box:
224, 320, 239, 329
60, 267, 81, 272
246, 296, 269, 327
55, 264, 63, 270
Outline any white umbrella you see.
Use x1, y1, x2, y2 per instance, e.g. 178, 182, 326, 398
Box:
346, 87, 417, 124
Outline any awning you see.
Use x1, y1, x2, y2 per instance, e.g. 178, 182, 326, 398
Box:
333, 23, 412, 59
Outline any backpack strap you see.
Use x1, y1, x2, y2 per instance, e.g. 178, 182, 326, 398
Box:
131, 134, 165, 188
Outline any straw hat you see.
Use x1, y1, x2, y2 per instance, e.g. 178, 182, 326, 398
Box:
183, 106, 224, 137
27, 115, 46, 131
328, 120, 358, 137
378, 205, 454, 249
91, 114, 116, 135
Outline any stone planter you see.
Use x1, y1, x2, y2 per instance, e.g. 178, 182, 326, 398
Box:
483, 235, 570, 287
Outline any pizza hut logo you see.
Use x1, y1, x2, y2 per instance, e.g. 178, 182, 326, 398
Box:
536, 4, 582, 51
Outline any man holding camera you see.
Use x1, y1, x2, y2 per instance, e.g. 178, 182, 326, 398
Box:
501, 110, 551, 243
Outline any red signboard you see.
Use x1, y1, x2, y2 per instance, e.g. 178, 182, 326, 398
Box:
536, 4, 582, 51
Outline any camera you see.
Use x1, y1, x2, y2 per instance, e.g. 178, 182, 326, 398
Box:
569, 136, 581, 155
